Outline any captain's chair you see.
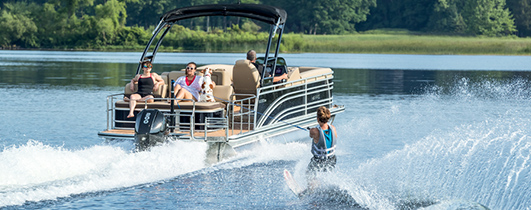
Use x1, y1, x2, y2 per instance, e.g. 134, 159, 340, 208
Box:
232, 59, 260, 95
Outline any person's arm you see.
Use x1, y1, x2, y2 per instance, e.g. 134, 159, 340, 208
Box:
153, 73, 165, 91
195, 76, 204, 91
173, 77, 180, 88
272, 73, 288, 83
330, 125, 338, 138
310, 128, 319, 144
130, 75, 139, 92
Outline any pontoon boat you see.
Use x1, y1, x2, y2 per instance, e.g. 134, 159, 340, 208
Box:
98, 4, 345, 162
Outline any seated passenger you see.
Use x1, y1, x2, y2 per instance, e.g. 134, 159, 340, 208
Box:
173, 62, 215, 102
125, 61, 165, 118
247, 50, 288, 83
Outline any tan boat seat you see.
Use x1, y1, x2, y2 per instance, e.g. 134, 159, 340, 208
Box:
168, 71, 187, 83
163, 69, 234, 102
165, 71, 187, 97
213, 85, 234, 102
232, 59, 260, 95
124, 79, 167, 98
195, 67, 232, 86
115, 100, 226, 110
281, 67, 304, 87
287, 67, 301, 82
197, 64, 234, 82
299, 67, 333, 81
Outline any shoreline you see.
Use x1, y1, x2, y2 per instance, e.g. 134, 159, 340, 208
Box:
2, 33, 531, 56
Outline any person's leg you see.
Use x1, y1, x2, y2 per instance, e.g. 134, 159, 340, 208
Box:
173, 84, 182, 96
305, 157, 320, 190
175, 88, 194, 102
128, 93, 141, 118
168, 84, 182, 103
144, 95, 154, 103
324, 156, 337, 172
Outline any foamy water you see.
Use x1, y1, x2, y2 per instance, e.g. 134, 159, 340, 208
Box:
0, 140, 208, 207
313, 78, 531, 209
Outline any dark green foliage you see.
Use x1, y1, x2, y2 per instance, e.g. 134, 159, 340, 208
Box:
358, 0, 435, 32
429, 0, 516, 36
0, 2, 39, 48
360, 0, 517, 36
0, 0, 529, 50
263, 0, 376, 34
506, 0, 531, 36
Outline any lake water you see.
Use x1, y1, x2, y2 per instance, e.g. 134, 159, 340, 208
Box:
1, 50, 531, 209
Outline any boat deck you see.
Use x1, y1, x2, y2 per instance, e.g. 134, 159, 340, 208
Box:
99, 128, 250, 138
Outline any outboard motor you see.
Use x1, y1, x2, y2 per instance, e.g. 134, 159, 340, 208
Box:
135, 109, 167, 151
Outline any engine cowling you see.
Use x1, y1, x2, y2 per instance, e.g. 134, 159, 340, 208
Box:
134, 109, 167, 151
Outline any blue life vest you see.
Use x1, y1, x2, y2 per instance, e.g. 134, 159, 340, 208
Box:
311, 124, 336, 158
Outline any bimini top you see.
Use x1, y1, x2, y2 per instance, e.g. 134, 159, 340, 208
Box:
161, 4, 287, 25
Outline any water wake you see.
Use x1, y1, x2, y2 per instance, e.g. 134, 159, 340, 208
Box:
0, 140, 208, 207
351, 117, 530, 209
333, 78, 531, 209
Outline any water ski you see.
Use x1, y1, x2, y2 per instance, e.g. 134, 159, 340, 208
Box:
283, 169, 304, 197
283, 169, 367, 209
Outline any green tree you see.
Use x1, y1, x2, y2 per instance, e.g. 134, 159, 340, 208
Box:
357, 0, 436, 32
93, 0, 127, 44
464, 0, 516, 36
46, 0, 94, 17
506, 0, 531, 36
36, 2, 69, 47
266, 0, 376, 34
126, 0, 173, 28
0, 2, 39, 48
428, 0, 467, 33
429, 0, 516, 36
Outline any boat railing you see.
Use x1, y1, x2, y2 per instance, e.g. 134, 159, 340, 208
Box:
228, 93, 256, 136
164, 99, 231, 142
105, 94, 170, 131
255, 71, 334, 127
165, 98, 196, 134
261, 71, 334, 92
105, 93, 125, 131
202, 117, 229, 142
104, 93, 231, 141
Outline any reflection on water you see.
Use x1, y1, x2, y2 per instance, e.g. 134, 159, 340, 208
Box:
334, 69, 531, 95
0, 62, 181, 87
1, 51, 531, 96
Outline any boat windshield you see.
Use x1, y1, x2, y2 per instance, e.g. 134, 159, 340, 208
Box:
256, 57, 286, 66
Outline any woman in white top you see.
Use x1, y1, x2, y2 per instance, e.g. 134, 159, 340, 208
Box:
174, 62, 203, 102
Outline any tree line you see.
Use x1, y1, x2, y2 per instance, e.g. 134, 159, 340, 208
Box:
0, 0, 529, 50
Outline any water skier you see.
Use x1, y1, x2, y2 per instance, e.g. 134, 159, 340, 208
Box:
305, 106, 337, 190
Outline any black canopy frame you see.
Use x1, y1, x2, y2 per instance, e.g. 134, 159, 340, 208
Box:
137, 4, 287, 87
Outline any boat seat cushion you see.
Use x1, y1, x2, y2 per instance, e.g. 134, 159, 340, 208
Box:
167, 71, 187, 84
287, 67, 301, 82
195, 67, 232, 86
211, 69, 231, 86
165, 71, 187, 97
124, 82, 167, 98
299, 67, 333, 81
232, 59, 260, 95
197, 64, 233, 83
165, 70, 231, 98
115, 101, 226, 110
213, 85, 234, 102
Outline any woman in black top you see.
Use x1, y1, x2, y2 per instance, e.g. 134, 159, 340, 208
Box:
126, 61, 165, 118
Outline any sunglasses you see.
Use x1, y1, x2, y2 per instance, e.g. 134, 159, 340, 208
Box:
143, 64, 151, 68
186, 66, 195, 70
